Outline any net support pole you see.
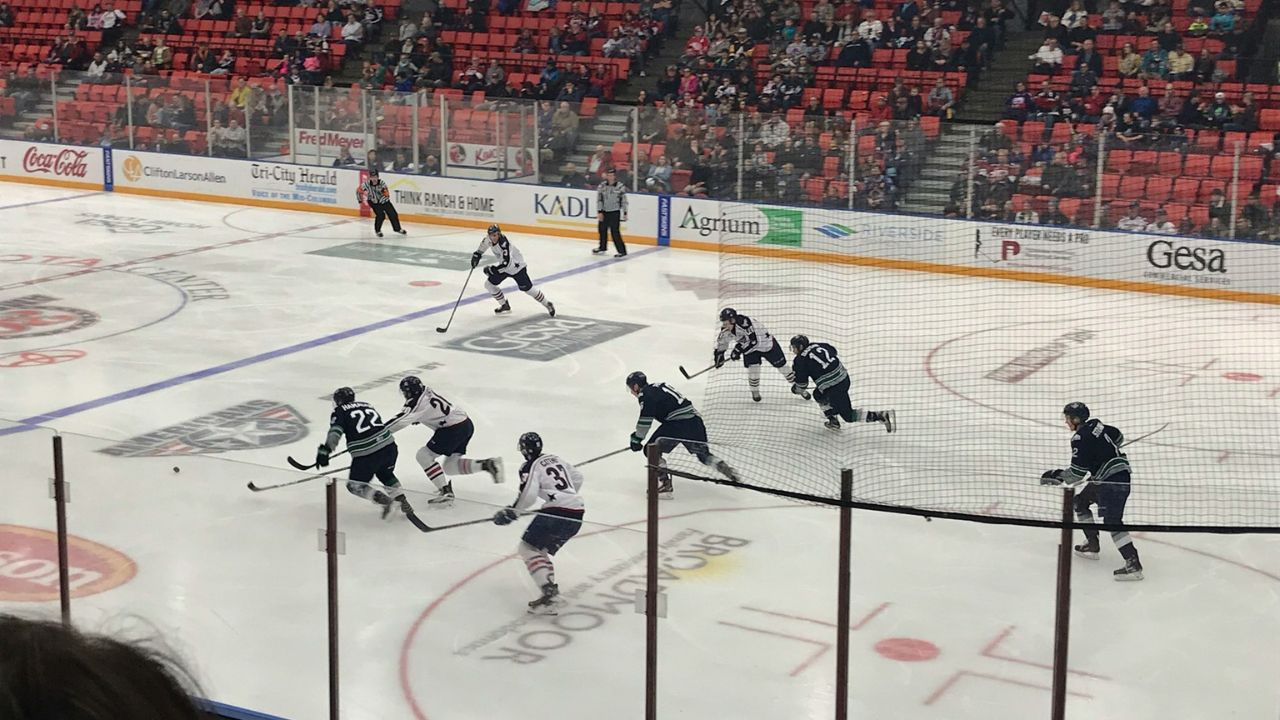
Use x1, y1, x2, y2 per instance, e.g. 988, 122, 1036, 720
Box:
324, 479, 341, 720
52, 434, 70, 626
50, 72, 59, 143
736, 112, 745, 200
1050, 485, 1076, 720
1229, 142, 1241, 239
849, 117, 858, 210
834, 469, 853, 719
439, 93, 449, 177
1092, 130, 1106, 228
644, 443, 661, 720
964, 127, 977, 219
126, 75, 135, 149
411, 91, 420, 171
632, 106, 640, 192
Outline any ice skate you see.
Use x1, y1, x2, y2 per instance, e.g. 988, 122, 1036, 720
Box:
715, 460, 740, 483
656, 477, 674, 499
876, 410, 897, 433
751, 389, 762, 402
1074, 539, 1100, 559
824, 417, 841, 431
791, 385, 811, 400
591, 247, 607, 255
494, 302, 511, 314
527, 582, 561, 615
546, 301, 556, 317
386, 494, 414, 520
395, 228, 407, 235
375, 231, 383, 238
427, 482, 455, 508
481, 457, 505, 484
1113, 559, 1144, 581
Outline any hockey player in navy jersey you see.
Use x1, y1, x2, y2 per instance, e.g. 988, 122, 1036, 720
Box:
790, 335, 895, 433
626, 371, 738, 498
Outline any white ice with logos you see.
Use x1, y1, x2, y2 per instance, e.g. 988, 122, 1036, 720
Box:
1, 184, 1278, 720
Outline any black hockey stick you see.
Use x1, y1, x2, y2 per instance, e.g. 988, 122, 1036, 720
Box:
405, 509, 586, 534
575, 447, 630, 467
1120, 422, 1170, 448
286, 449, 349, 472
679, 363, 715, 380
436, 266, 476, 334
247, 465, 350, 493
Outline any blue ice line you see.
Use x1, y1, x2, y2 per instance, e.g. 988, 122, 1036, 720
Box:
1, 247, 661, 435
0, 191, 102, 211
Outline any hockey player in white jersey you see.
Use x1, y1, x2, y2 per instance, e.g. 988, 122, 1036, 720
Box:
714, 308, 811, 402
386, 375, 504, 507
471, 224, 556, 316
493, 432, 585, 614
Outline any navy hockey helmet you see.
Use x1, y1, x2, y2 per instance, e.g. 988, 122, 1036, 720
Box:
719, 307, 738, 324
1063, 402, 1090, 421
399, 376, 425, 403
518, 431, 544, 461
333, 387, 355, 406
625, 371, 648, 390
367, 168, 379, 177
790, 335, 810, 353
487, 223, 502, 237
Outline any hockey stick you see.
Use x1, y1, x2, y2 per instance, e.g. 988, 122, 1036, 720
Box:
405, 509, 586, 534
286, 449, 349, 472
436, 266, 476, 334
247, 465, 350, 493
575, 447, 630, 467
679, 363, 715, 380
1120, 422, 1170, 448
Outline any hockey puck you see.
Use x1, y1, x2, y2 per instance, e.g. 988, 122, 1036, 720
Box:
172, 466, 180, 474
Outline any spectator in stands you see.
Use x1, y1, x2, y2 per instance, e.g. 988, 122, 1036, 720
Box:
1206, 187, 1231, 224
209, 48, 235, 75
85, 51, 110, 82
193, 0, 219, 20
218, 119, 246, 157
420, 153, 441, 175
559, 162, 588, 188
271, 31, 293, 59
229, 7, 252, 37
1140, 39, 1168, 78
684, 25, 710, 58
1155, 82, 1182, 126
1041, 197, 1071, 225
926, 78, 955, 118
99, 1, 124, 45
1117, 43, 1141, 77
1177, 89, 1207, 127
1002, 81, 1033, 122
906, 40, 930, 70
1116, 202, 1148, 230
249, 10, 271, 39
152, 36, 173, 70
1205, 90, 1233, 127
1032, 79, 1062, 128
835, 35, 872, 67
1074, 38, 1102, 76
341, 11, 365, 48
1164, 45, 1193, 80
0, 3, 11, 27
333, 145, 359, 167
1145, 207, 1177, 233
857, 10, 884, 45
544, 101, 579, 159
230, 77, 251, 108
1014, 198, 1040, 224
309, 12, 333, 39
1187, 11, 1210, 35
645, 155, 673, 192
1125, 84, 1157, 121
421, 52, 449, 88
1210, 2, 1237, 34
1192, 46, 1217, 82
1029, 37, 1063, 74
1225, 91, 1258, 131
1202, 215, 1227, 237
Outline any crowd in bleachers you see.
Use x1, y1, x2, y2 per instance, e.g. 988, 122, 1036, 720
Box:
983, 0, 1279, 239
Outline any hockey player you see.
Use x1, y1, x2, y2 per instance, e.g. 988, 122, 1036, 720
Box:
790, 335, 895, 433
316, 387, 413, 519
626, 371, 738, 498
1040, 402, 1143, 581
471, 224, 556, 316
385, 376, 504, 507
493, 432, 585, 615
714, 307, 811, 402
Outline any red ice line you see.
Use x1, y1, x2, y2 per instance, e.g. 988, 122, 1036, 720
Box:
923, 670, 1094, 706
981, 626, 1111, 680
714, 603, 891, 677
0, 218, 352, 292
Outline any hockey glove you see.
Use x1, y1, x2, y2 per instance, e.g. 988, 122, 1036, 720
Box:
730, 347, 742, 361
713, 349, 725, 369
629, 434, 644, 452
483, 265, 499, 281
493, 507, 519, 526
1039, 469, 1064, 486
315, 444, 331, 468
470, 251, 482, 269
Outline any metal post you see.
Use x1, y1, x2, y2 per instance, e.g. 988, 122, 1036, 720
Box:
367, 89, 377, 165
50, 72, 59, 143
244, 97, 253, 158
530, 103, 540, 182
52, 434, 70, 626
835, 469, 853, 719
632, 105, 640, 192
1050, 485, 1076, 720
314, 86, 322, 166
849, 117, 858, 210
439, 93, 448, 177
288, 84, 296, 164
644, 443, 661, 720
411, 91, 420, 172
736, 112, 745, 200
125, 75, 135, 149
325, 479, 341, 720
1229, 141, 1241, 238
965, 127, 978, 219
494, 104, 503, 180
1092, 130, 1106, 228
360, 87, 369, 166
205, 79, 213, 157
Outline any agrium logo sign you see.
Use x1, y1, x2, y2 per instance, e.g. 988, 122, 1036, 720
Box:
22, 146, 89, 178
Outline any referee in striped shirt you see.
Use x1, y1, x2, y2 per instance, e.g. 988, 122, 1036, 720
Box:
594, 168, 627, 257
358, 168, 407, 238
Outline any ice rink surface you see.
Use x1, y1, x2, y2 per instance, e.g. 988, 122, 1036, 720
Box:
2, 184, 1278, 720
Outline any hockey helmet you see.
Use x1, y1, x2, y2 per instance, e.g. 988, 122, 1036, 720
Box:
332, 387, 355, 406
487, 223, 502, 237
399, 376, 425, 403
625, 371, 648, 390
368, 168, 379, 177
790, 335, 810, 353
1063, 402, 1090, 421
518, 431, 544, 461
719, 308, 738, 324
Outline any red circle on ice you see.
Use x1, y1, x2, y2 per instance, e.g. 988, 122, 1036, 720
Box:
410, 281, 441, 288
0, 525, 136, 601
873, 637, 939, 662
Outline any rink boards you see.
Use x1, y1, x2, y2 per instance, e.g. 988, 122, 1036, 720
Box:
0, 138, 1277, 303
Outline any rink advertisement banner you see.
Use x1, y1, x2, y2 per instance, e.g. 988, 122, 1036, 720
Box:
292, 128, 373, 161
442, 142, 536, 181
111, 151, 361, 211
0, 140, 104, 189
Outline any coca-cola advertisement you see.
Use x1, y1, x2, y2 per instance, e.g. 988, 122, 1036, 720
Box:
0, 139, 104, 186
